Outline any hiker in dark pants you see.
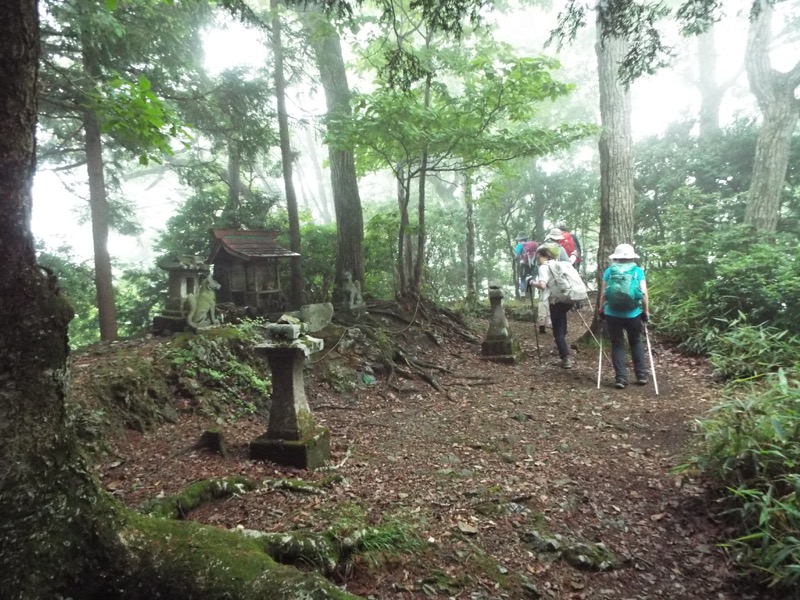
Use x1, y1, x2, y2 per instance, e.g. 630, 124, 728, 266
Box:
598, 243, 649, 389
530, 246, 573, 369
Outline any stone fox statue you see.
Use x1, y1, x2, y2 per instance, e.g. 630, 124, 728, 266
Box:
342, 270, 364, 309
186, 274, 222, 329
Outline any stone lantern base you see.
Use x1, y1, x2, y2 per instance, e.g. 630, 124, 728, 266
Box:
249, 427, 331, 469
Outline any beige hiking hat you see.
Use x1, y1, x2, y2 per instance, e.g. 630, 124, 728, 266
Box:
609, 243, 639, 260
545, 228, 563, 241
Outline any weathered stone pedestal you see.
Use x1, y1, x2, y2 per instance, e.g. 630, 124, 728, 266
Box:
481, 285, 522, 364
249, 323, 330, 469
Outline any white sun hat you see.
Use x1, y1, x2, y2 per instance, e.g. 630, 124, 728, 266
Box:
545, 228, 563, 241
609, 243, 639, 260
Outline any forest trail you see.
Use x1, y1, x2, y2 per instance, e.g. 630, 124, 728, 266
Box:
94, 308, 760, 600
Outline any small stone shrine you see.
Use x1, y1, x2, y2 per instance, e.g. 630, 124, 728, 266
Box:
152, 255, 210, 334
481, 284, 522, 363
249, 320, 330, 469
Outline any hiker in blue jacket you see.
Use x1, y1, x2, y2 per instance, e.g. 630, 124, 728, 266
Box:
598, 243, 650, 389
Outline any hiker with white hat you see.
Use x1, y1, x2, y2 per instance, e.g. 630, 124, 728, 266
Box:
598, 243, 650, 389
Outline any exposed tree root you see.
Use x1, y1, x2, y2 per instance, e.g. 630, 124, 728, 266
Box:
113, 513, 361, 599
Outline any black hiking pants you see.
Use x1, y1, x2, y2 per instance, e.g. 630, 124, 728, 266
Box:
606, 315, 647, 384
550, 302, 572, 359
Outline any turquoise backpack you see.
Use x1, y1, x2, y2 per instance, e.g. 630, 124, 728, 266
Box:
606, 263, 643, 311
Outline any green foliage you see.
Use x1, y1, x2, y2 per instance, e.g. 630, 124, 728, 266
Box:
37, 244, 100, 349
299, 222, 337, 303
650, 234, 800, 360
116, 265, 168, 338
160, 322, 271, 417
708, 316, 800, 380
363, 207, 399, 300
679, 370, 800, 589
95, 75, 190, 165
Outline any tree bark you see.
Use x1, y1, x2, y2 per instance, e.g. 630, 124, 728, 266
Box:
464, 170, 477, 308
697, 29, 723, 140
271, 0, 304, 307
595, 10, 635, 311
225, 139, 242, 223
412, 69, 433, 296
305, 9, 365, 291
82, 35, 118, 341
744, 1, 800, 233
0, 5, 361, 598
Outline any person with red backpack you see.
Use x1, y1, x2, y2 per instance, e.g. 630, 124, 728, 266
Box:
556, 225, 581, 266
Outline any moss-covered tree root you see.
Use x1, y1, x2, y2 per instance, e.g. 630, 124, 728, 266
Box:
111, 513, 362, 599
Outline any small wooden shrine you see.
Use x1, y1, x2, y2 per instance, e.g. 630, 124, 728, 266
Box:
208, 229, 300, 313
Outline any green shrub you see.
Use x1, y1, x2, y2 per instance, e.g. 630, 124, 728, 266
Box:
679, 370, 800, 589
708, 315, 800, 380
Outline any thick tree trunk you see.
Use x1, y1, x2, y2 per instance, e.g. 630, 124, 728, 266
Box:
305, 10, 365, 290
0, 4, 115, 596
744, 1, 800, 233
596, 25, 636, 254
464, 170, 477, 308
271, 0, 304, 307
0, 5, 361, 598
595, 12, 635, 314
697, 29, 723, 140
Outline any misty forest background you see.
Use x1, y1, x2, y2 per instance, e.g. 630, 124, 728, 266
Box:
26, 0, 800, 592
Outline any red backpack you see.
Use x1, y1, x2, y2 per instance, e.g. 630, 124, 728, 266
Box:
559, 232, 580, 266
520, 241, 539, 266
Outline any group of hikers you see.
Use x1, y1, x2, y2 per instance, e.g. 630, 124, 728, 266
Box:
515, 226, 651, 390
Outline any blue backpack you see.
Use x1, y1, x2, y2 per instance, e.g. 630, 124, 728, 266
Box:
606, 263, 643, 311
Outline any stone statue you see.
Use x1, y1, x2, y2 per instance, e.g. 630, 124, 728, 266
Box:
186, 274, 222, 329
342, 271, 364, 309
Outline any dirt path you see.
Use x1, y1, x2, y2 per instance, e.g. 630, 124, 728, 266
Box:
98, 310, 756, 599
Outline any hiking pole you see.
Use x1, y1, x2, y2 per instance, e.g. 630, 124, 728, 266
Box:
575, 308, 613, 365
597, 321, 603, 389
529, 283, 542, 365
644, 323, 659, 396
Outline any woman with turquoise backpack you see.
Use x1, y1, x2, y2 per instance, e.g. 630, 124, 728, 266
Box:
597, 243, 650, 389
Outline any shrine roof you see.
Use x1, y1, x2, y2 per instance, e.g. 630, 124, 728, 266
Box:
207, 229, 301, 263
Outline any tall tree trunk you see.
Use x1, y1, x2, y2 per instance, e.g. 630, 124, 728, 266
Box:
697, 29, 723, 139
464, 170, 477, 308
0, 3, 115, 595
396, 164, 411, 296
0, 9, 361, 598
271, 0, 304, 307
412, 70, 433, 296
305, 9, 365, 291
744, 1, 800, 233
82, 33, 118, 341
225, 139, 241, 223
595, 10, 635, 316
303, 123, 333, 224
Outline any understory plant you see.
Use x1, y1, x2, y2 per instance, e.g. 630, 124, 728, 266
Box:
162, 320, 271, 416
678, 369, 800, 589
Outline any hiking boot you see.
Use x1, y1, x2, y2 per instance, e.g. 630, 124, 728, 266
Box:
615, 379, 627, 389
539, 325, 546, 334
636, 376, 648, 386
560, 357, 573, 369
